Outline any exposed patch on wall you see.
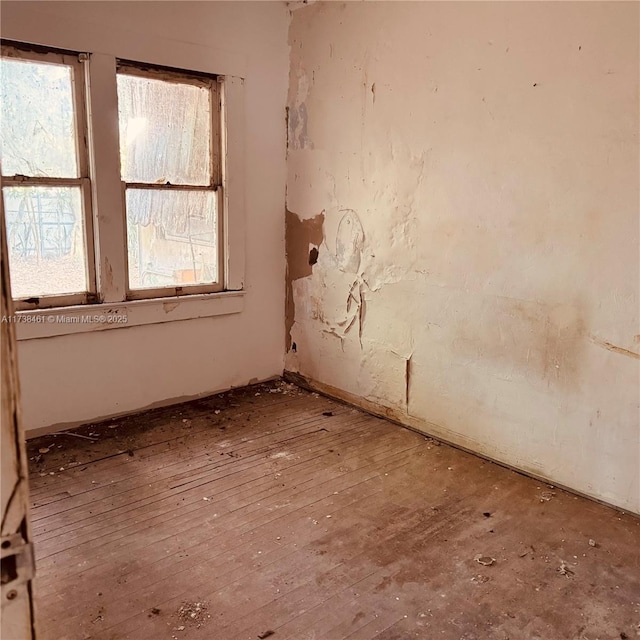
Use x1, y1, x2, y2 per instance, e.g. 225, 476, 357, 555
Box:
335, 209, 365, 273
314, 209, 368, 345
285, 208, 325, 350
287, 61, 313, 151
288, 102, 312, 150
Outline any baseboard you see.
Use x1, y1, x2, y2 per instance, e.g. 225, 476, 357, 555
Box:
25, 374, 282, 439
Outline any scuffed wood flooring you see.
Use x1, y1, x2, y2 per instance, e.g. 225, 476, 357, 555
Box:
26, 381, 640, 640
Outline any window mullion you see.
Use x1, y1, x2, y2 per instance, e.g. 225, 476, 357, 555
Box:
1, 177, 84, 186
86, 53, 128, 304
123, 183, 218, 191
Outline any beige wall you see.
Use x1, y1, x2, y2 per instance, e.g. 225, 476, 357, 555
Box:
286, 2, 640, 513
2, 1, 290, 433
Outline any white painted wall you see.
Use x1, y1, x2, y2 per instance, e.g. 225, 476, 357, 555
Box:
1, 1, 290, 434
286, 2, 640, 513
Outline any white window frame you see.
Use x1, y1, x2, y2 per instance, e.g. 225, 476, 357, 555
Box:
0, 40, 246, 340
117, 62, 225, 300
0, 44, 98, 311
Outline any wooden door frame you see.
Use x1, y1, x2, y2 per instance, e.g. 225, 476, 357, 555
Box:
1, 195, 37, 639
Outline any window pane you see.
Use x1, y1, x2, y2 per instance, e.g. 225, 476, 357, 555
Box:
117, 74, 211, 186
2, 186, 88, 298
126, 189, 218, 290
0, 58, 79, 178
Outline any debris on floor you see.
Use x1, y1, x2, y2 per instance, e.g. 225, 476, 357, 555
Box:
177, 601, 208, 623
474, 555, 496, 566
91, 606, 105, 624
558, 561, 575, 577
257, 631, 275, 639
539, 491, 556, 502
173, 601, 210, 630
588, 539, 597, 547
59, 431, 98, 441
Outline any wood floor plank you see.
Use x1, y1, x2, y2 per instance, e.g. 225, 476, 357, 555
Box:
30, 396, 346, 516
33, 413, 373, 546
33, 420, 411, 575
44, 458, 418, 637
35, 440, 423, 606
27, 381, 640, 640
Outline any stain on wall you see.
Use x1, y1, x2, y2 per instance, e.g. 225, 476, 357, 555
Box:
285, 1, 640, 513
447, 297, 587, 391
589, 336, 640, 361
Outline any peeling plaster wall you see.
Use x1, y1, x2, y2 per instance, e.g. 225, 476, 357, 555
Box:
2, 1, 289, 433
286, 2, 640, 513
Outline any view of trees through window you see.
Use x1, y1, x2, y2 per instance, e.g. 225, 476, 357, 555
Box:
0, 54, 88, 299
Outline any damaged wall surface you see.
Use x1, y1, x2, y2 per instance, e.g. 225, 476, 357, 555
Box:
3, 1, 289, 434
285, 2, 640, 513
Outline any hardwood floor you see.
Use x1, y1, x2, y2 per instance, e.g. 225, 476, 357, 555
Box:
27, 381, 640, 640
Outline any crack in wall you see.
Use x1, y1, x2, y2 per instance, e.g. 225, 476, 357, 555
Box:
405, 354, 412, 410
590, 335, 640, 360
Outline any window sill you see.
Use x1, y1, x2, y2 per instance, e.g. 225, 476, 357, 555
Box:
14, 290, 244, 341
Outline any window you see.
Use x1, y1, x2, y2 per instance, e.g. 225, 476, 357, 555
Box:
117, 64, 223, 298
0, 46, 95, 309
1, 43, 232, 316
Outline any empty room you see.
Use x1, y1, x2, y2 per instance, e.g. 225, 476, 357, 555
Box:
1, 1, 639, 639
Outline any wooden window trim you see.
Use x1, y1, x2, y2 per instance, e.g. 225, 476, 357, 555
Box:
1, 38, 246, 333
1, 45, 97, 311
116, 62, 225, 300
